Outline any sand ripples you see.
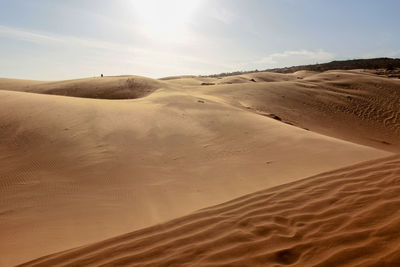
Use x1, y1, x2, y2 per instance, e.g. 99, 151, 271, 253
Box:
21, 156, 400, 266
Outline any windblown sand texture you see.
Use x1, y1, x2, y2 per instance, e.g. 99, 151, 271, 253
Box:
0, 70, 399, 266
20, 155, 400, 266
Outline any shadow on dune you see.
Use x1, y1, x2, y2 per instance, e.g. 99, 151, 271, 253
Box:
0, 76, 164, 100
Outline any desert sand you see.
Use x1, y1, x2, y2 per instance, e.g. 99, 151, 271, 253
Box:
21, 155, 400, 266
0, 70, 399, 266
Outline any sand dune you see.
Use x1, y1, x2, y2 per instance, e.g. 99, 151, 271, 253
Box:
0, 70, 398, 266
3, 70, 400, 152
175, 70, 400, 152
0, 78, 46, 89
0, 76, 164, 99
20, 155, 400, 266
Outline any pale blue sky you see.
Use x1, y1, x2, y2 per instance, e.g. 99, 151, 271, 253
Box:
1, 0, 399, 80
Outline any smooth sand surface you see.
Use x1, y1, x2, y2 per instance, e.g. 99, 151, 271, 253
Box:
0, 71, 397, 266
20, 155, 400, 267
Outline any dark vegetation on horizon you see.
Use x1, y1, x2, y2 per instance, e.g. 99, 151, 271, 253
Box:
202, 57, 400, 78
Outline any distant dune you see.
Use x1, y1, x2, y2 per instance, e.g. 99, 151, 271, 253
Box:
20, 155, 400, 267
0, 69, 398, 266
0, 75, 164, 99
190, 70, 400, 152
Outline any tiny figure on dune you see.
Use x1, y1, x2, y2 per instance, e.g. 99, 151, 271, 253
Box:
101, 74, 103, 77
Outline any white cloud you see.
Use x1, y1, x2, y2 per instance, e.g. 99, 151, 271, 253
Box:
362, 50, 400, 59
0, 25, 60, 44
0, 25, 231, 79
0, 26, 335, 79
259, 49, 335, 65
0, 25, 141, 53
208, 7, 235, 24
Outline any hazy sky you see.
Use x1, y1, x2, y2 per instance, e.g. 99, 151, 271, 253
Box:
1, 0, 399, 80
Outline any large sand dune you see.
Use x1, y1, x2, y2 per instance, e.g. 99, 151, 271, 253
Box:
2, 71, 399, 151
181, 70, 400, 152
0, 70, 398, 266
20, 155, 400, 267
0, 76, 164, 99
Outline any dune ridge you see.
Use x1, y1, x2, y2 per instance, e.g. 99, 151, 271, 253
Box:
20, 155, 400, 267
177, 70, 400, 152
0, 76, 164, 99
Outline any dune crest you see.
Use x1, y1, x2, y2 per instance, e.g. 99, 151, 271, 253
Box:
167, 70, 400, 152
0, 76, 164, 99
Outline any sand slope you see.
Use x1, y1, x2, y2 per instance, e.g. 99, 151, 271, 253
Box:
0, 70, 398, 266
0, 87, 388, 266
2, 70, 400, 151
169, 70, 400, 152
0, 76, 164, 99
20, 155, 400, 267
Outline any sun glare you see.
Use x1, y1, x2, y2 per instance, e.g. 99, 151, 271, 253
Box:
131, 0, 201, 42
